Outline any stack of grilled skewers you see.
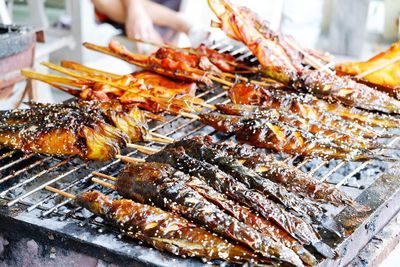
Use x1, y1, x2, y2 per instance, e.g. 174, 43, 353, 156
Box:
0, 100, 167, 161
2, 0, 399, 265
82, 136, 367, 266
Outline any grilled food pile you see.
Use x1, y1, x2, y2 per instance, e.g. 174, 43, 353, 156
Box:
0, 0, 398, 265
200, 83, 399, 161
0, 101, 149, 161
88, 136, 365, 266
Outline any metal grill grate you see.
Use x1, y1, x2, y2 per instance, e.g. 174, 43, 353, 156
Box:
1, 44, 400, 266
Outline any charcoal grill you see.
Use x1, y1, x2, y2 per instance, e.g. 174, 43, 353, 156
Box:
1, 43, 400, 266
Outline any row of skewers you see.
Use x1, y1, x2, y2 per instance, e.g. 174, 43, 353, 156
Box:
16, 38, 400, 161
1, 0, 399, 265
47, 136, 364, 266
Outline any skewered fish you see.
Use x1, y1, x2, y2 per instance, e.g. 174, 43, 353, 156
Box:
146, 147, 336, 258
116, 162, 304, 265
165, 137, 343, 237
229, 83, 396, 136
186, 176, 318, 265
0, 102, 154, 161
199, 113, 394, 161
215, 103, 390, 150
76, 191, 257, 263
209, 0, 400, 114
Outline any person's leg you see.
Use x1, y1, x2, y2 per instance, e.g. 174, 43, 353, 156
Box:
91, 0, 126, 24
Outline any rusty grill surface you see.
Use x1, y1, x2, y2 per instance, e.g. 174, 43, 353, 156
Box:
1, 43, 400, 266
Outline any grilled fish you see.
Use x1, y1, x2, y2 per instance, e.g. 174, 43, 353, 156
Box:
146, 147, 336, 258
166, 137, 343, 237
77, 191, 257, 263
199, 113, 394, 161
116, 162, 303, 265
216, 104, 389, 150
229, 83, 397, 135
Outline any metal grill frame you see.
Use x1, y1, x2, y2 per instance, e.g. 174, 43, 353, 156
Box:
0, 44, 400, 266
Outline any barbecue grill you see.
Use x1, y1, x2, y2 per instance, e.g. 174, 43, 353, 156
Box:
1, 43, 400, 266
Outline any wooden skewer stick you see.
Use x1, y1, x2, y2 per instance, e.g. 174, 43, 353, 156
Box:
117, 156, 146, 164
127, 144, 159, 154
179, 112, 201, 120
45, 186, 76, 199
61, 60, 121, 79
355, 54, 400, 79
148, 132, 175, 142
92, 171, 117, 181
21, 69, 85, 88
143, 136, 174, 144
116, 154, 145, 163
92, 178, 116, 190
83, 42, 235, 87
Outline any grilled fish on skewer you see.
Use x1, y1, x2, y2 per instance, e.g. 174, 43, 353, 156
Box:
76, 191, 258, 263
1, 101, 150, 144
117, 162, 304, 265
215, 104, 391, 150
186, 177, 317, 265
199, 113, 395, 161
146, 147, 336, 258
229, 83, 393, 137
201, 136, 356, 207
209, 0, 400, 114
23, 101, 150, 143
165, 137, 343, 237
0, 123, 122, 161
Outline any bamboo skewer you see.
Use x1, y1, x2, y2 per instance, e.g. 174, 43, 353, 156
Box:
127, 143, 159, 154
355, 54, 400, 79
92, 177, 116, 190
61, 60, 121, 79
115, 154, 145, 163
45, 186, 76, 199
92, 171, 117, 181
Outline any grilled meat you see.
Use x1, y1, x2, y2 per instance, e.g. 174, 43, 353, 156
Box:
77, 191, 257, 263
108, 40, 214, 85
24, 101, 150, 143
186, 176, 317, 265
229, 83, 394, 137
116, 162, 303, 265
199, 113, 393, 161
200, 136, 356, 206
209, 0, 400, 114
0, 102, 147, 161
216, 104, 388, 150
166, 137, 343, 237
336, 41, 400, 98
146, 147, 336, 258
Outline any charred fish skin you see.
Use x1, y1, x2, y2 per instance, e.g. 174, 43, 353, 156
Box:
167, 138, 318, 217
146, 147, 337, 259
76, 191, 258, 263
216, 104, 382, 150
116, 163, 304, 266
227, 83, 385, 139
187, 174, 318, 266
205, 138, 359, 210
169, 137, 344, 237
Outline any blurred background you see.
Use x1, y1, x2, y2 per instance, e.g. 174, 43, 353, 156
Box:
0, 0, 399, 109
